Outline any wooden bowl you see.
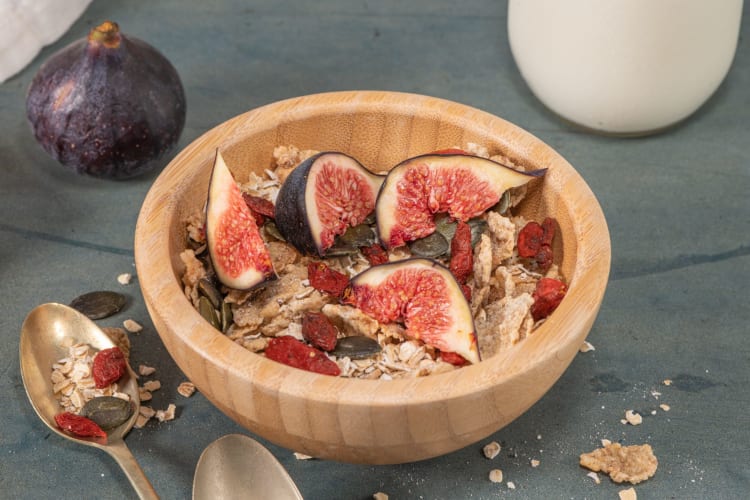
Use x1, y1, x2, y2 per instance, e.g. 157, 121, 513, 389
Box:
134, 91, 610, 464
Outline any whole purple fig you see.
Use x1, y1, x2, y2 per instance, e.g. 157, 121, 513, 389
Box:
26, 21, 186, 179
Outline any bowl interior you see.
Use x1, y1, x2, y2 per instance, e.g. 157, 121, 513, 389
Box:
135, 90, 610, 463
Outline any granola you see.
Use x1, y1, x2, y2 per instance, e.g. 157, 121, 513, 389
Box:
182, 144, 563, 379
579, 442, 658, 484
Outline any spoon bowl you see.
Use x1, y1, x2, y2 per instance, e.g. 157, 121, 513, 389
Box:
20, 302, 157, 499
193, 434, 303, 500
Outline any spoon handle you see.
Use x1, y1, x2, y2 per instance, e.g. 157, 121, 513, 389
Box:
107, 438, 159, 499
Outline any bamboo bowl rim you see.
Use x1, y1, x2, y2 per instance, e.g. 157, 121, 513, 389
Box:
135, 90, 610, 457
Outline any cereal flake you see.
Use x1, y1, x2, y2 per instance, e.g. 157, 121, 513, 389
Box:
580, 442, 658, 484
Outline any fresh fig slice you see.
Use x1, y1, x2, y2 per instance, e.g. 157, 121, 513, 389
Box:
343, 258, 480, 364
275, 152, 385, 256
376, 153, 546, 248
205, 150, 276, 290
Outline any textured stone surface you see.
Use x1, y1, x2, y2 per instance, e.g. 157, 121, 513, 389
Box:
1, 1, 747, 498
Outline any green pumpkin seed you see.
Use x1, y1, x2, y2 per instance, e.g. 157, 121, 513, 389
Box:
264, 222, 286, 242
492, 190, 511, 215
221, 301, 233, 333
199, 296, 221, 330
434, 213, 457, 242
409, 232, 449, 258
339, 223, 377, 247
81, 396, 133, 430
331, 336, 382, 360
197, 278, 222, 309
468, 218, 488, 247
69, 291, 127, 320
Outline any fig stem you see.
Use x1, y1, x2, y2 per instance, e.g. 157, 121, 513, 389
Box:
89, 21, 122, 49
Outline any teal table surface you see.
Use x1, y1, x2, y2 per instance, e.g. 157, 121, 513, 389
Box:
2, 1, 748, 499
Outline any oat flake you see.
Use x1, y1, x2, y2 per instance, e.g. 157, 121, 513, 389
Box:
117, 273, 132, 285
488, 469, 503, 483
483, 441, 501, 459
123, 319, 143, 333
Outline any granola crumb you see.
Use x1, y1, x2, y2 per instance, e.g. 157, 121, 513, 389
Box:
117, 273, 132, 285
507, 481, 516, 490
142, 380, 161, 392
483, 441, 501, 459
659, 403, 671, 412
663, 379, 672, 386
294, 452, 314, 460
373, 493, 389, 500
530, 459, 540, 468
138, 364, 156, 376
123, 319, 143, 333
580, 442, 658, 484
488, 469, 504, 483
579, 341, 595, 353
625, 410, 643, 426
177, 381, 196, 397
155, 403, 176, 422
134, 413, 151, 429
619, 487, 637, 500
587, 471, 601, 484
139, 388, 153, 401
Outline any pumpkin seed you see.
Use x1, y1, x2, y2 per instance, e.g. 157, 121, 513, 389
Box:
197, 278, 222, 309
409, 232, 449, 258
81, 396, 133, 430
264, 222, 286, 242
199, 296, 221, 330
331, 336, 382, 360
434, 213, 457, 242
492, 190, 511, 215
221, 301, 233, 333
69, 291, 127, 320
468, 218, 488, 247
339, 223, 377, 247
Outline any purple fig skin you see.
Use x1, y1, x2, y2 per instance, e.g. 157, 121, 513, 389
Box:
26, 21, 186, 179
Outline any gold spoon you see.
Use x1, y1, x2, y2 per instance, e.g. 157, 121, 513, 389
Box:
20, 303, 158, 499
193, 434, 303, 500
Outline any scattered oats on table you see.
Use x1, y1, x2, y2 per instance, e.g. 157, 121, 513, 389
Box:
372, 493, 389, 500
659, 403, 671, 412
293, 452, 314, 460
530, 459, 540, 468
138, 364, 156, 376
483, 441, 501, 459
586, 471, 601, 484
619, 487, 638, 500
117, 273, 132, 285
488, 469, 504, 483
579, 340, 595, 352
506, 481, 516, 490
624, 410, 643, 426
123, 319, 143, 333
177, 381, 196, 397
142, 380, 161, 392
156, 403, 177, 422
580, 442, 658, 484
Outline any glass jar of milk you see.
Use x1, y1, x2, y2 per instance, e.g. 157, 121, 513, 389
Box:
508, 0, 743, 135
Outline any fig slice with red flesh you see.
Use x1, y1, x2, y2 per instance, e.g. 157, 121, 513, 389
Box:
205, 150, 276, 289
274, 152, 385, 256
342, 258, 480, 364
376, 153, 546, 249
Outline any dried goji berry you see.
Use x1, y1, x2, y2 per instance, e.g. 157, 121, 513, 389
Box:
517, 221, 544, 258
440, 351, 469, 366
308, 261, 349, 297
534, 244, 554, 272
55, 412, 107, 440
360, 243, 389, 266
264, 336, 341, 376
531, 277, 567, 321
449, 220, 473, 284
242, 193, 275, 226
92, 346, 127, 389
302, 311, 338, 351
541, 217, 556, 246
242, 193, 275, 218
